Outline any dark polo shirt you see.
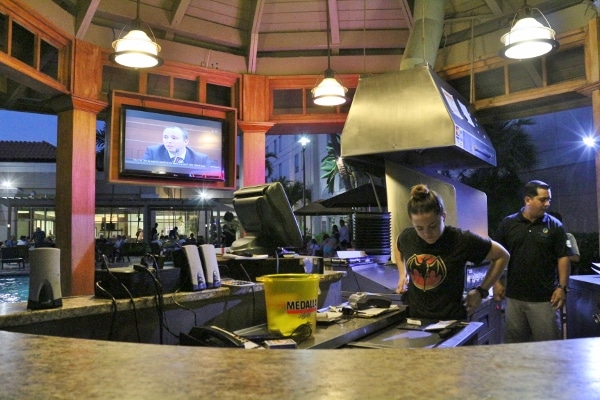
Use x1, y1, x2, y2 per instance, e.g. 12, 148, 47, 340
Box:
495, 211, 570, 302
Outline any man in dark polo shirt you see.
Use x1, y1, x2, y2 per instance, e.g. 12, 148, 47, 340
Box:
494, 180, 571, 343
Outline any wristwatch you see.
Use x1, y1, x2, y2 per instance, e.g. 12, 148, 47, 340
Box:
473, 286, 489, 298
556, 284, 568, 293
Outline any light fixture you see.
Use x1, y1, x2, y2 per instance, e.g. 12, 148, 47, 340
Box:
499, 3, 559, 60
109, 0, 163, 69
311, 2, 347, 106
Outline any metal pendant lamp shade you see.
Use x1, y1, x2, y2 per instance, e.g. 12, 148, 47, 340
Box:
312, 68, 347, 106
499, 5, 559, 60
312, 0, 347, 106
109, 1, 163, 69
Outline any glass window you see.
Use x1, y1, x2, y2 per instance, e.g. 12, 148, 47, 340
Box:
147, 73, 170, 98
102, 65, 139, 95
0, 13, 7, 54
173, 77, 198, 101
206, 83, 231, 106
273, 89, 303, 114
40, 40, 59, 80
11, 22, 34, 67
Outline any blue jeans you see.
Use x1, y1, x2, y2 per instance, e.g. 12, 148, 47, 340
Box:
505, 297, 561, 343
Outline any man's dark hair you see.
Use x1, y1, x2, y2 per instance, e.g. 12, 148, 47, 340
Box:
523, 180, 551, 198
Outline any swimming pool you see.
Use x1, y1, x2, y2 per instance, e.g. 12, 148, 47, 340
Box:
0, 276, 29, 303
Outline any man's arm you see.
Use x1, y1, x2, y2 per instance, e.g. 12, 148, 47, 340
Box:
551, 255, 570, 309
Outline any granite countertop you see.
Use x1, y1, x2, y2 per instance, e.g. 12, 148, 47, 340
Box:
1, 330, 599, 399
0, 271, 344, 328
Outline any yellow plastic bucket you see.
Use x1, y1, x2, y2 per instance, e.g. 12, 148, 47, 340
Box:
257, 274, 320, 337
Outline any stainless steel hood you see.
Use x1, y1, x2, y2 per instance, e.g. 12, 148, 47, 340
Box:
341, 64, 497, 170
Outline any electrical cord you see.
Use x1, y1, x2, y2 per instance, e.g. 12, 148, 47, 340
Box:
133, 263, 165, 344
102, 254, 141, 342
141, 253, 182, 340
238, 263, 257, 325
275, 249, 280, 274
95, 281, 117, 340
173, 279, 198, 326
351, 268, 363, 292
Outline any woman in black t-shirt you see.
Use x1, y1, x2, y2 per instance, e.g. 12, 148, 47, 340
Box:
394, 184, 509, 320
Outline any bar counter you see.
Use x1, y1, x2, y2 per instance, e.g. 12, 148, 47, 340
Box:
1, 330, 599, 399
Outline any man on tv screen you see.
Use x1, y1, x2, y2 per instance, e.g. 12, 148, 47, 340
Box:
143, 126, 209, 165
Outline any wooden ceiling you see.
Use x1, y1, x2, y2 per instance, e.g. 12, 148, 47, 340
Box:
0, 0, 595, 118
65, 0, 585, 72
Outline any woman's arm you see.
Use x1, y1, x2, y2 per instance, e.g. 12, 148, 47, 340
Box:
393, 239, 408, 294
465, 240, 510, 314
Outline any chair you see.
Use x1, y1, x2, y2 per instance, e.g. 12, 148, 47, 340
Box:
119, 242, 148, 262
1, 247, 25, 269
100, 243, 116, 263
16, 245, 29, 264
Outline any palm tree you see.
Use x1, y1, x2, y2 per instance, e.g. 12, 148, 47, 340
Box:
320, 134, 355, 194
320, 133, 385, 194
265, 151, 278, 180
96, 123, 106, 171
456, 118, 538, 234
271, 177, 310, 207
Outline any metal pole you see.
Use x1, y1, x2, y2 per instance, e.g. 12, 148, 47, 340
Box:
302, 144, 307, 237
298, 136, 310, 240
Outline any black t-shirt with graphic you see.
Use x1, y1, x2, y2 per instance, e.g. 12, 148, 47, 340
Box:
398, 226, 491, 320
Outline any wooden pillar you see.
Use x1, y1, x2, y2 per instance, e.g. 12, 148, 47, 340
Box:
239, 74, 273, 187
237, 122, 274, 186
53, 39, 106, 296
586, 19, 600, 253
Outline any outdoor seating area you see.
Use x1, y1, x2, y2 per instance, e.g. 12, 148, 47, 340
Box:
1, 247, 26, 270
95, 241, 149, 266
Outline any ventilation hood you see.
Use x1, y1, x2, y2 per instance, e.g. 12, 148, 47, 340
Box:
341, 64, 496, 171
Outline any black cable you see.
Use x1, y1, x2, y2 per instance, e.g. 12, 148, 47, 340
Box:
95, 281, 117, 340
102, 255, 141, 342
133, 263, 165, 344
173, 287, 198, 326
275, 249, 280, 274
238, 263, 257, 325
351, 267, 363, 292
172, 276, 199, 326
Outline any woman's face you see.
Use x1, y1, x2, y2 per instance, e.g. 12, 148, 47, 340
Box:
411, 211, 445, 244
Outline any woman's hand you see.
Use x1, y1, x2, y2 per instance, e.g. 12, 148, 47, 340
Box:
395, 275, 408, 294
464, 289, 483, 315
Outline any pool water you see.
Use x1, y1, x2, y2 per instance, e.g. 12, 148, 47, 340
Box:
0, 276, 29, 303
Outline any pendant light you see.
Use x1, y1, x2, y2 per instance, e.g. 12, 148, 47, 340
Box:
109, 0, 163, 69
311, 1, 347, 106
499, 3, 559, 60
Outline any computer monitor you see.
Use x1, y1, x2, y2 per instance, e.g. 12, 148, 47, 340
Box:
230, 182, 303, 255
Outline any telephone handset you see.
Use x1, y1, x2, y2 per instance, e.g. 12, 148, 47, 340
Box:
180, 326, 260, 349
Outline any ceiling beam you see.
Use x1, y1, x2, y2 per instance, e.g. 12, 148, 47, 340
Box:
483, 0, 503, 15
327, 0, 340, 55
74, 0, 101, 39
167, 0, 191, 40
248, 0, 267, 73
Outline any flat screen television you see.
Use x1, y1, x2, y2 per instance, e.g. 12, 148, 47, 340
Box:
230, 182, 303, 256
119, 105, 227, 182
